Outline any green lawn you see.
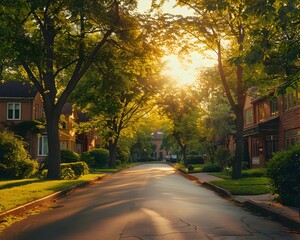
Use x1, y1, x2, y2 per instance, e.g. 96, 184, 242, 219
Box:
210, 177, 271, 195
0, 174, 104, 212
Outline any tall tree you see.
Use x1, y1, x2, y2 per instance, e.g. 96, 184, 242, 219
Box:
0, 0, 137, 179
157, 0, 260, 178
72, 39, 164, 167
245, 0, 300, 90
158, 85, 200, 167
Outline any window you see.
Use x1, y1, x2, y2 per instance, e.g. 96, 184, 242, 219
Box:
7, 102, 21, 120
284, 89, 300, 110
38, 135, 48, 156
285, 130, 300, 148
266, 135, 278, 159
257, 102, 265, 122
270, 99, 278, 116
244, 108, 253, 125
60, 141, 67, 150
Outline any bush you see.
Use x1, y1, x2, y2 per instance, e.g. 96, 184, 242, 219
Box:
242, 168, 266, 178
81, 148, 109, 168
267, 145, 300, 206
202, 163, 222, 172
60, 167, 76, 180
61, 149, 80, 163
60, 161, 89, 179
187, 155, 204, 165
0, 130, 37, 178
80, 151, 94, 168
215, 146, 231, 170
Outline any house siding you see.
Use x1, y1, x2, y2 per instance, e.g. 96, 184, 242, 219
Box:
244, 91, 300, 168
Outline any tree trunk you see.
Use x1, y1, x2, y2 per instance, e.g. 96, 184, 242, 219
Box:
182, 145, 188, 168
217, 43, 246, 179
232, 107, 244, 179
45, 108, 61, 179
108, 138, 118, 168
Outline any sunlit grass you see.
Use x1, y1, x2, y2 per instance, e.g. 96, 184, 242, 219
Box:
0, 174, 104, 212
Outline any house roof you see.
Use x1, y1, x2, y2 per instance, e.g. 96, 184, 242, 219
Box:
61, 102, 73, 115
0, 81, 38, 99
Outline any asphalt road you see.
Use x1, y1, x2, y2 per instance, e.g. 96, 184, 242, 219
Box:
1, 163, 300, 240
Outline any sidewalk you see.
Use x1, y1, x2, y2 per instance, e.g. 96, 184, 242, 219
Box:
190, 172, 300, 231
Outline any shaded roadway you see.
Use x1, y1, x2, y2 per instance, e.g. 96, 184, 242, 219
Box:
1, 163, 300, 240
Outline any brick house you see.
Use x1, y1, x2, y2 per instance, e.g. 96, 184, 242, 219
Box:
76, 111, 100, 154
0, 81, 44, 160
0, 81, 98, 161
150, 131, 167, 160
243, 88, 300, 167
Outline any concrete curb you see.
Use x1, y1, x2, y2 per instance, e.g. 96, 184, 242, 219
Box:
242, 199, 300, 231
175, 168, 300, 231
0, 175, 106, 222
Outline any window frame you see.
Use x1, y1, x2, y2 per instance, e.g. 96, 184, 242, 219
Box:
270, 99, 279, 116
38, 135, 48, 156
7, 102, 21, 120
244, 107, 253, 125
284, 89, 300, 111
257, 102, 265, 122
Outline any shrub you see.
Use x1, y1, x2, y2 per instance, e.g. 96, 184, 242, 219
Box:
60, 167, 76, 180
42, 150, 80, 170
187, 155, 204, 165
202, 163, 222, 172
0, 130, 37, 178
61, 149, 80, 163
81, 148, 109, 168
60, 161, 89, 179
215, 146, 231, 170
116, 159, 122, 166
267, 145, 300, 206
242, 168, 266, 178
80, 151, 94, 168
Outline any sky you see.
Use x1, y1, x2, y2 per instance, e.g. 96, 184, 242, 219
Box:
137, 0, 217, 86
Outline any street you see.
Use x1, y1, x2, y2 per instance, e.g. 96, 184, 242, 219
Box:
1, 163, 299, 240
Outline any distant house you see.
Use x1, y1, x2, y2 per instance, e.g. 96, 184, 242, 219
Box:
0, 81, 98, 161
243, 87, 300, 167
76, 111, 100, 154
0, 81, 44, 159
60, 102, 78, 152
150, 131, 167, 160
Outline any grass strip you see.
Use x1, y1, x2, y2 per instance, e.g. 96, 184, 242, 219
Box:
210, 177, 271, 195
0, 174, 104, 212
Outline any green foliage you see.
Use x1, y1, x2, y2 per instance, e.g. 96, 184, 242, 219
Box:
187, 155, 204, 164
60, 168, 76, 180
80, 148, 109, 168
60, 162, 89, 179
80, 152, 95, 168
201, 163, 222, 172
8, 120, 46, 138
215, 146, 232, 170
267, 145, 300, 206
115, 159, 122, 166
61, 149, 80, 163
0, 130, 37, 178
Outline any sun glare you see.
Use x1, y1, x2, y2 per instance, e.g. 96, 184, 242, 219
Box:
162, 53, 216, 86
137, 0, 217, 86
